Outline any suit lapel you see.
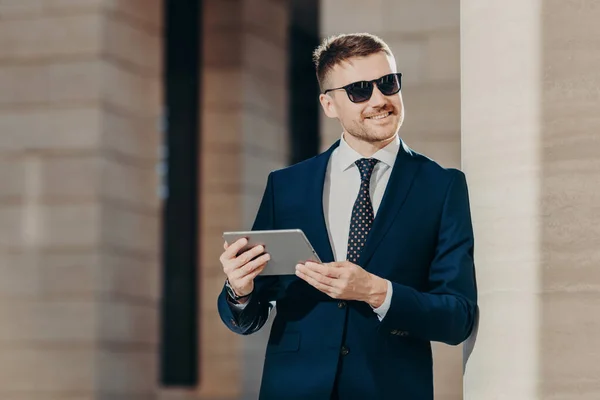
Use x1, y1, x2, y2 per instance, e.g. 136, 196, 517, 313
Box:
304, 140, 339, 263
359, 140, 422, 267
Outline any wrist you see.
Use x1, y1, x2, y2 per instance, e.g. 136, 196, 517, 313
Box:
367, 275, 388, 308
236, 295, 250, 304
225, 279, 252, 303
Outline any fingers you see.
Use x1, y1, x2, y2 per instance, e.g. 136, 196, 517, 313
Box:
304, 261, 341, 279
296, 268, 338, 298
230, 252, 270, 280
220, 238, 248, 262
237, 263, 266, 287
220, 239, 264, 269
296, 263, 338, 287
233, 244, 266, 269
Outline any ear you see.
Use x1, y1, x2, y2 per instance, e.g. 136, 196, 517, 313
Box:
319, 93, 338, 119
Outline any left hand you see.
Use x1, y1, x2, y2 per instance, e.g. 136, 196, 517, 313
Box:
295, 261, 387, 308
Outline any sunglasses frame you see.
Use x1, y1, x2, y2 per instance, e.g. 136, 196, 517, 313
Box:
323, 72, 403, 103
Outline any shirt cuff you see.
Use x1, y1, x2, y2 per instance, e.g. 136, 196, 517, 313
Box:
228, 295, 251, 311
372, 280, 393, 321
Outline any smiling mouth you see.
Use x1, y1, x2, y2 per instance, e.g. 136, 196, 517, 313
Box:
365, 111, 392, 120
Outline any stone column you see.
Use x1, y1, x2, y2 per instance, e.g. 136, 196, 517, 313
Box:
320, 1, 463, 398
462, 0, 600, 398
0, 1, 163, 399
194, 0, 289, 399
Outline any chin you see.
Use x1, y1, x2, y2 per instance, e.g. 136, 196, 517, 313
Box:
345, 118, 401, 143
367, 118, 402, 140
355, 131, 396, 144
369, 127, 399, 142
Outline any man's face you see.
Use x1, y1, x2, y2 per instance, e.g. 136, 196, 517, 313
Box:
319, 52, 404, 144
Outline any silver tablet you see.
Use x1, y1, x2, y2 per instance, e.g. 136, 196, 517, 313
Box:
222, 229, 321, 276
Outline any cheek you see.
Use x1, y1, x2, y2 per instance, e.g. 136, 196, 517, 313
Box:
339, 105, 366, 123
394, 95, 404, 111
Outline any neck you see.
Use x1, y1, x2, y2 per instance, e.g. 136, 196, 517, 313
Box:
343, 132, 396, 157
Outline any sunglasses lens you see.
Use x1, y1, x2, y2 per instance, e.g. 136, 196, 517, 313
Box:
341, 74, 402, 103
378, 74, 401, 95
347, 82, 373, 103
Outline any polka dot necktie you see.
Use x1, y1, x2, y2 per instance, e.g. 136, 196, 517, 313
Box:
346, 158, 379, 264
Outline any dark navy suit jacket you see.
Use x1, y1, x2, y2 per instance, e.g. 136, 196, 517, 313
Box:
217, 139, 478, 399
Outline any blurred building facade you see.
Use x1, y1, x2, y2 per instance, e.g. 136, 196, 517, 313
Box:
0, 1, 163, 399
1, 0, 599, 400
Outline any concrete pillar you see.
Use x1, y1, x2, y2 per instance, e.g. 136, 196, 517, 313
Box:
320, 1, 463, 398
0, 1, 163, 399
462, 0, 600, 398
193, 0, 290, 399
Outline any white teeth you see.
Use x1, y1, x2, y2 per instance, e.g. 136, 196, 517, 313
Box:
367, 112, 390, 120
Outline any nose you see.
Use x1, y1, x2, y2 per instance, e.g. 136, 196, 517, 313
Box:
367, 84, 387, 107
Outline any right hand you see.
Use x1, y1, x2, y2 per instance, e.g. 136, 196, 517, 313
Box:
220, 238, 271, 298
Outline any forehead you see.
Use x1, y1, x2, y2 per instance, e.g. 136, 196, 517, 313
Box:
328, 52, 397, 87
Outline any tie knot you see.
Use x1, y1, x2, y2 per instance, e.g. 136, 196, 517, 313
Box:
355, 158, 379, 182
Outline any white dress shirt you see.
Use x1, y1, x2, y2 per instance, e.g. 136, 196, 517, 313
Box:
232, 134, 399, 320
323, 133, 398, 321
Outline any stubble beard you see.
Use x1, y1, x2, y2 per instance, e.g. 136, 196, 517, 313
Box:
345, 110, 403, 144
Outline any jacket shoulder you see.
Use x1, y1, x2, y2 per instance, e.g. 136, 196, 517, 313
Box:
408, 148, 464, 175
269, 153, 325, 181
405, 145, 466, 186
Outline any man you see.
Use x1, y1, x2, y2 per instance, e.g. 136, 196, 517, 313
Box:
217, 33, 478, 399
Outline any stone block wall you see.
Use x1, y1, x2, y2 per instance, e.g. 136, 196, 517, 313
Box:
0, 1, 163, 399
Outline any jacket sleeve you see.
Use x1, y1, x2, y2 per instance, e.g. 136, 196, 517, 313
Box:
217, 172, 280, 335
378, 170, 478, 345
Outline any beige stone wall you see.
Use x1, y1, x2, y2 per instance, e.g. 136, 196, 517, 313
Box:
320, 1, 463, 399
462, 0, 600, 398
0, 1, 163, 399
191, 1, 290, 399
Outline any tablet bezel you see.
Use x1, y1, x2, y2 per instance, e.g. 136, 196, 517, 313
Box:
222, 229, 321, 276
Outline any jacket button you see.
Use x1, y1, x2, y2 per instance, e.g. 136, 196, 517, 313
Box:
337, 301, 346, 309
340, 345, 350, 356
399, 331, 408, 336
390, 329, 398, 335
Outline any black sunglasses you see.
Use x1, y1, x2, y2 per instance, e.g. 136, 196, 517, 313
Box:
323, 73, 402, 103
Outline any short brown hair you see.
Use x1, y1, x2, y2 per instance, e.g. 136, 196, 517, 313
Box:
312, 33, 393, 92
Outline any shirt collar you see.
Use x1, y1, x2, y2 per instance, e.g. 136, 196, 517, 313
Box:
337, 133, 401, 172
